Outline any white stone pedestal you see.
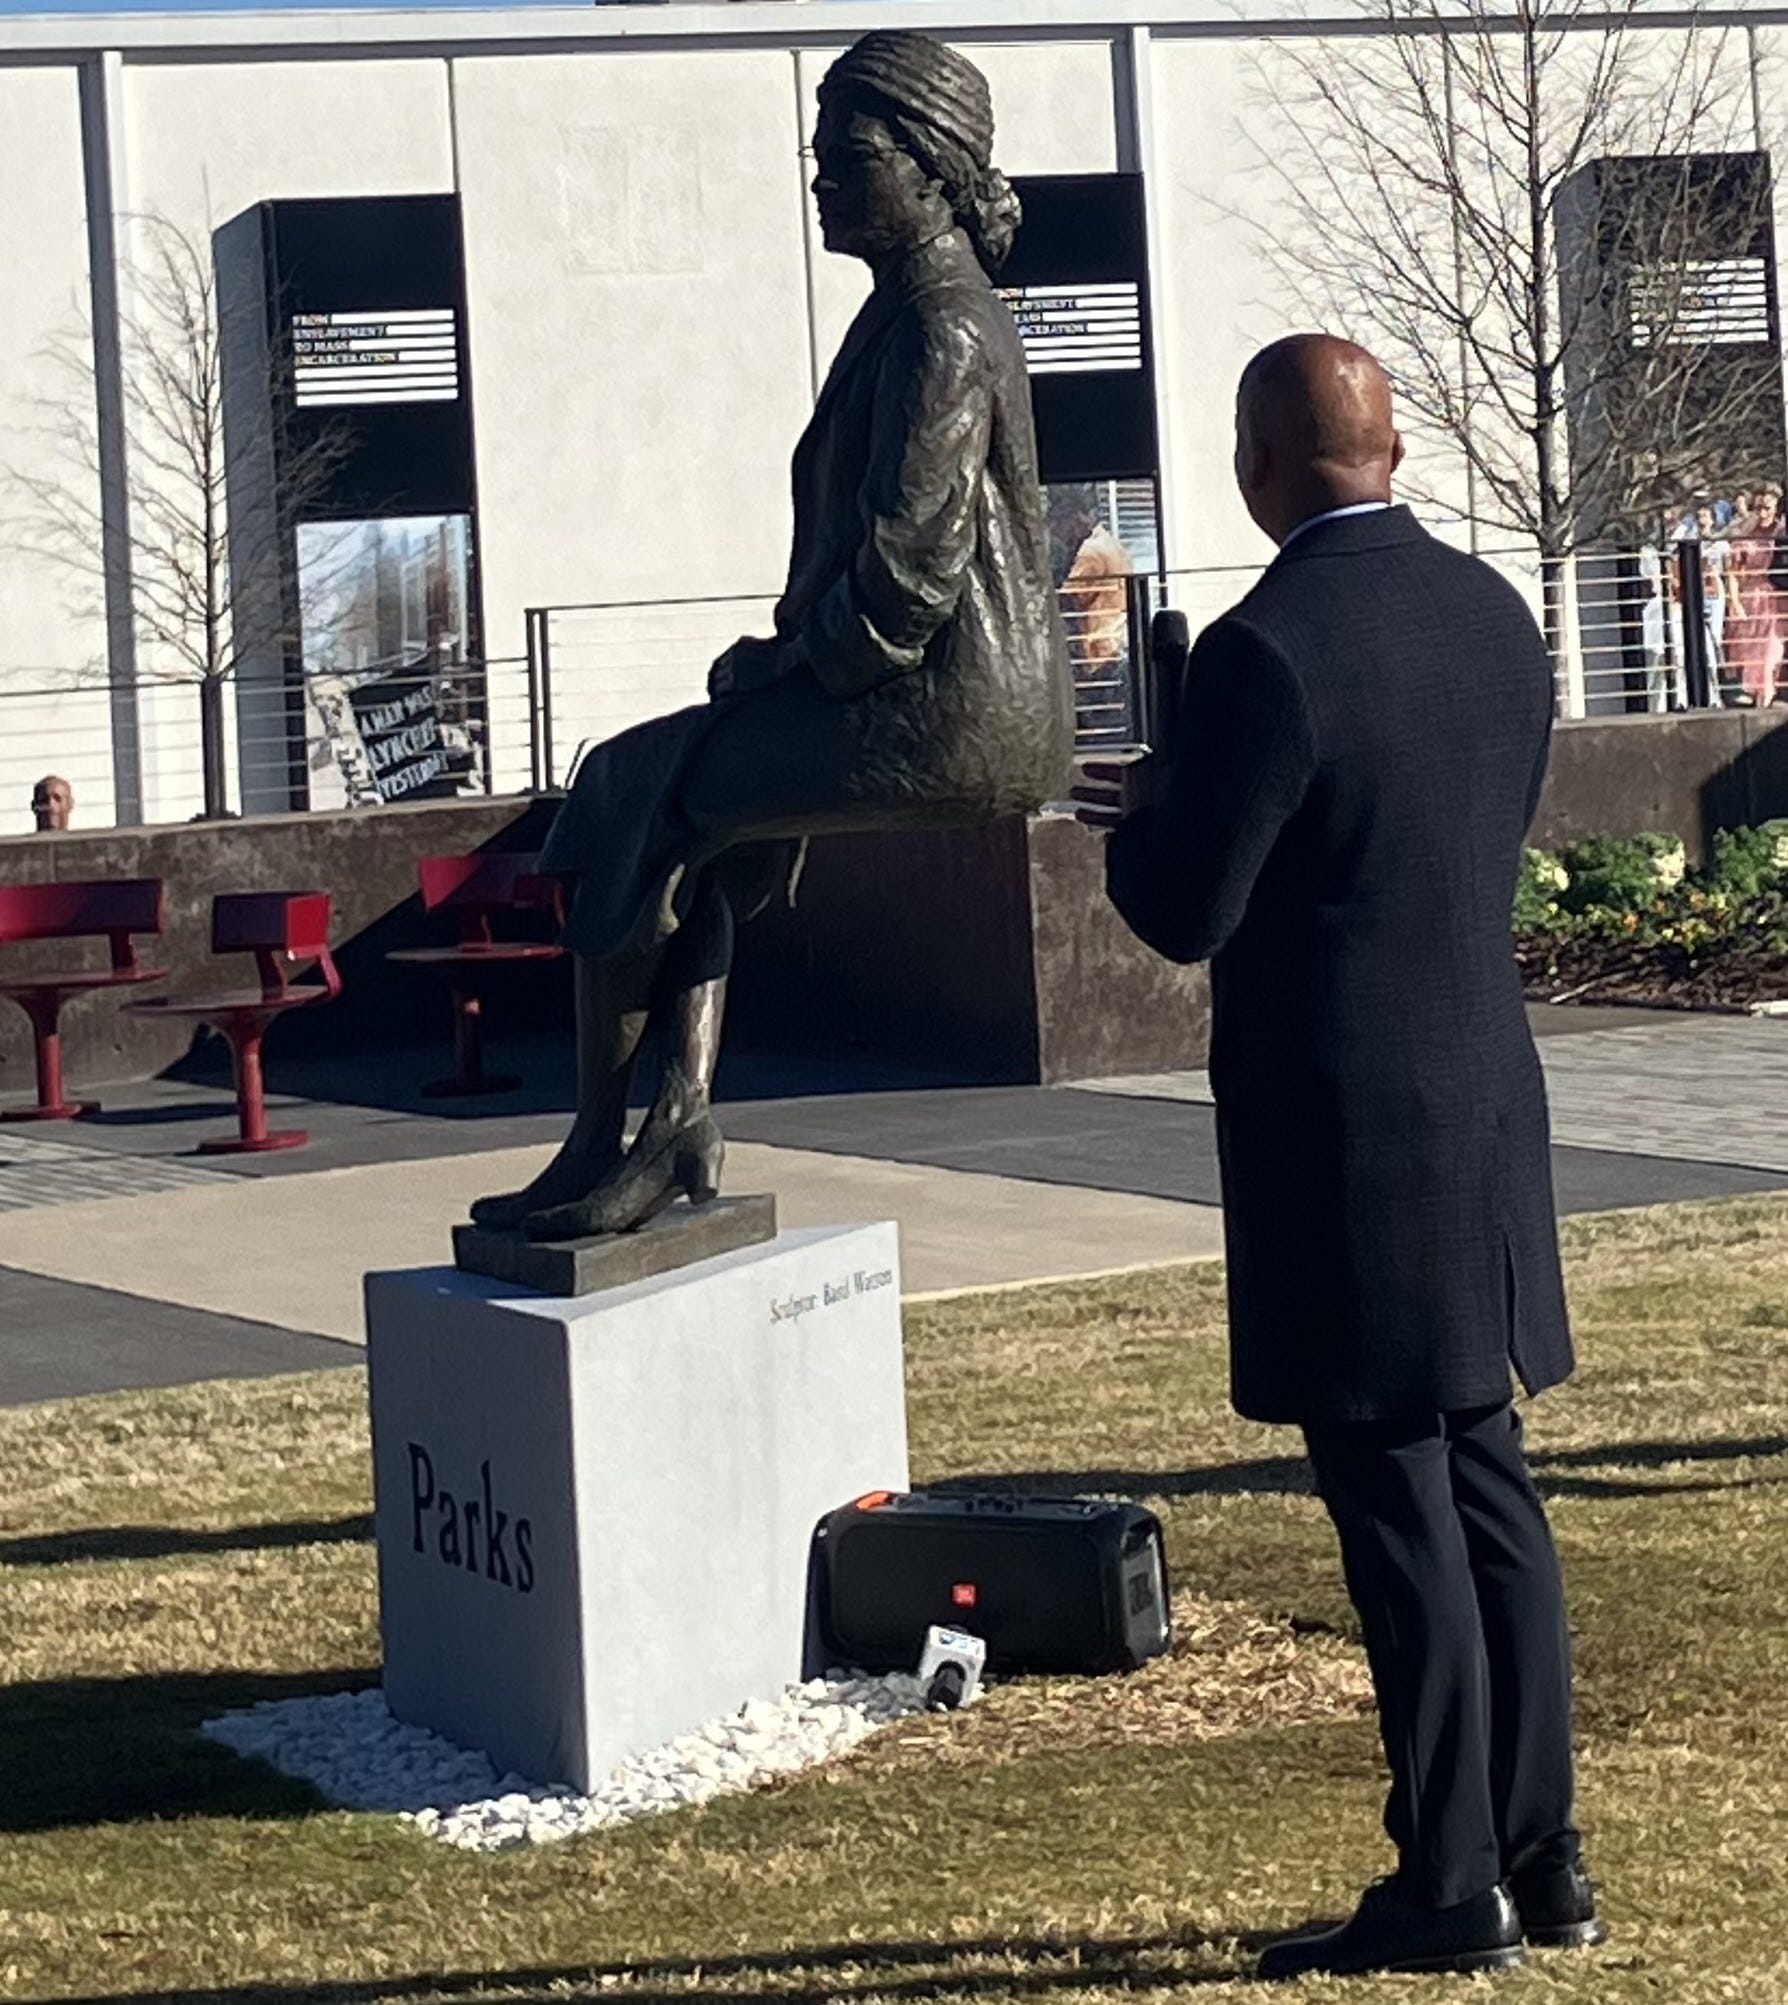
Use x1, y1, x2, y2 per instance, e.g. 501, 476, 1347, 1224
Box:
365, 1222, 907, 1791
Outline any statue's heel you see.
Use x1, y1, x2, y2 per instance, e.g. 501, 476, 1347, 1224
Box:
674, 1117, 725, 1206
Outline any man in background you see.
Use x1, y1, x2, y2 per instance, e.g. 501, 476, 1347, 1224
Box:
31, 775, 72, 834
1075, 335, 1603, 1980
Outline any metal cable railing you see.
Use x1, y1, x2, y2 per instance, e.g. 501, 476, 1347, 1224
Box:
522, 581, 1159, 788
10, 537, 1769, 835
1134, 542, 1767, 737
0, 653, 533, 835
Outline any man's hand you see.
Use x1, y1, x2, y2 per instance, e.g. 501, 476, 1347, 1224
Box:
1072, 754, 1167, 831
707, 636, 787, 702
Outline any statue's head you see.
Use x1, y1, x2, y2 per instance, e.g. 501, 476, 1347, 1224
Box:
813, 32, 1020, 276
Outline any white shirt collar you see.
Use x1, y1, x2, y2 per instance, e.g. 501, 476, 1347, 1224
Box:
1280, 500, 1393, 552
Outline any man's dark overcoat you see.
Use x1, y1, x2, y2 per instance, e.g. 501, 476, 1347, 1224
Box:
1107, 506, 1574, 1425
545, 228, 1073, 959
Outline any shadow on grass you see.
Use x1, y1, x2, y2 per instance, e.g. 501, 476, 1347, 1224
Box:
0, 1666, 376, 1832
938, 1432, 1788, 1503
16, 1433, 1788, 1572
0, 1514, 373, 1567
46, 1925, 1286, 2005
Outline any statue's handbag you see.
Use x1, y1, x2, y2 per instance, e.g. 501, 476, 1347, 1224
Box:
813, 1490, 1171, 1677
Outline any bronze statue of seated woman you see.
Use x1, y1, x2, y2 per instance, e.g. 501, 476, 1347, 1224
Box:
472, 29, 1073, 1242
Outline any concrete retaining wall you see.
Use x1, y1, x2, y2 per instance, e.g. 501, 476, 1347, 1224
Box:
1534, 709, 1788, 863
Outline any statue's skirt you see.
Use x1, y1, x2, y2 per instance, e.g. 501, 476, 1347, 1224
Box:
540, 669, 1041, 963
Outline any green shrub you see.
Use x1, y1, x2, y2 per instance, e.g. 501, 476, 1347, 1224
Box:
1513, 847, 1571, 932
1512, 823, 1788, 947
1708, 820, 1788, 900
1556, 832, 1686, 918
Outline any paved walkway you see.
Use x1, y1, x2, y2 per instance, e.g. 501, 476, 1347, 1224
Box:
0, 1137, 1221, 1349
1073, 1016, 1788, 1176
0, 1010, 1782, 1405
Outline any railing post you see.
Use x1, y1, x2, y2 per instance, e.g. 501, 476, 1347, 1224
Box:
525, 608, 558, 793
538, 614, 556, 791
1556, 551, 1586, 720
525, 610, 543, 792
1678, 540, 1712, 710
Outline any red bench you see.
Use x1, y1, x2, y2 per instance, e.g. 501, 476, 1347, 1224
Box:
130, 892, 341, 1154
385, 852, 563, 1097
0, 879, 167, 1121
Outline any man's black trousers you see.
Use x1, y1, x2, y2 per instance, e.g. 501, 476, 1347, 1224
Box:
1302, 1401, 1581, 1907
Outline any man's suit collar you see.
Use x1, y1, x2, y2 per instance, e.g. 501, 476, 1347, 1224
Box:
1267, 503, 1427, 566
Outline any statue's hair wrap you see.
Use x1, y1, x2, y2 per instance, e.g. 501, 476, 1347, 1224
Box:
819, 30, 1022, 274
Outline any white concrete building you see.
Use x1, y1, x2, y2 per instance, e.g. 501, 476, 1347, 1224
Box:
2, 0, 1784, 830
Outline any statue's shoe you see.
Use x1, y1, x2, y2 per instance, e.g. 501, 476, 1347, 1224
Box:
470, 1148, 625, 1231
522, 1115, 724, 1241
470, 1188, 542, 1231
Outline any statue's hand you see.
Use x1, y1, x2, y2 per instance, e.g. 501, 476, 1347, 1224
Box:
708, 636, 786, 702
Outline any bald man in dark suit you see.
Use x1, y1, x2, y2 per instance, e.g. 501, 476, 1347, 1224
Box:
1077, 336, 1605, 1980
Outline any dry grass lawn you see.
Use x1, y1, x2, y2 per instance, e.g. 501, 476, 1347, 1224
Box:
1, 1195, 1786, 2004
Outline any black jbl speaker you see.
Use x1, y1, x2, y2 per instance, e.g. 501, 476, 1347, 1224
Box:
814, 1490, 1171, 1675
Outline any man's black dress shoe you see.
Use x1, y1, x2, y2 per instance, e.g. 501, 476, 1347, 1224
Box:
1257, 1877, 1524, 1981
1509, 1858, 1607, 1948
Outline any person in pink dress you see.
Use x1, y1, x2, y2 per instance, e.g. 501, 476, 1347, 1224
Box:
1724, 487, 1785, 707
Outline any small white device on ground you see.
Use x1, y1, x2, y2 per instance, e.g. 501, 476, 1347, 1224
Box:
917, 1625, 986, 1710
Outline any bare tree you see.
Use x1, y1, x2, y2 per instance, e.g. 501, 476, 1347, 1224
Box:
1244, 0, 1777, 650
2, 212, 351, 817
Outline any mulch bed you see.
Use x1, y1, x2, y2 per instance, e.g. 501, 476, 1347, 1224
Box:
1516, 934, 1788, 1011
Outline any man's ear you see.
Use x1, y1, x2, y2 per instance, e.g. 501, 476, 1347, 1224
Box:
1235, 433, 1267, 498
1390, 431, 1406, 478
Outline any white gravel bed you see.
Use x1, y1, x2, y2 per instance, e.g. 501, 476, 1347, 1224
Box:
202, 1671, 941, 1850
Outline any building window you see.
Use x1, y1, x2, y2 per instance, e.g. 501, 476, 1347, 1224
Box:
1630, 255, 1772, 348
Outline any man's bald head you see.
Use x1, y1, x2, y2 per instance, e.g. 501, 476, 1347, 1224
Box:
1233, 334, 1404, 546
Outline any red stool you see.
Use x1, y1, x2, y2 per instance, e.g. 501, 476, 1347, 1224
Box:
385, 853, 562, 1097
130, 892, 340, 1154
0, 879, 167, 1120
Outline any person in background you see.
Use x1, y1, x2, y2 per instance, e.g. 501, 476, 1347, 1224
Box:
1769, 490, 1788, 688
1076, 334, 1600, 1981
1049, 486, 1134, 742
31, 775, 72, 833
1725, 485, 1784, 707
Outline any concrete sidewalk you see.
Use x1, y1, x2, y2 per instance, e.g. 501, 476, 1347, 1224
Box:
0, 1137, 1224, 1356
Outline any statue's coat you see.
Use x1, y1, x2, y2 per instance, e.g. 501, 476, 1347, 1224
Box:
542, 227, 1073, 960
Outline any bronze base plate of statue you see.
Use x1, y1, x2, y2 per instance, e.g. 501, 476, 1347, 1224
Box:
453, 1196, 778, 1297
458, 29, 1072, 1277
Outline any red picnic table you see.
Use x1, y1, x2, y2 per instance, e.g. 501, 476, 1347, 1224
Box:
386, 852, 563, 1097
0, 879, 167, 1120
